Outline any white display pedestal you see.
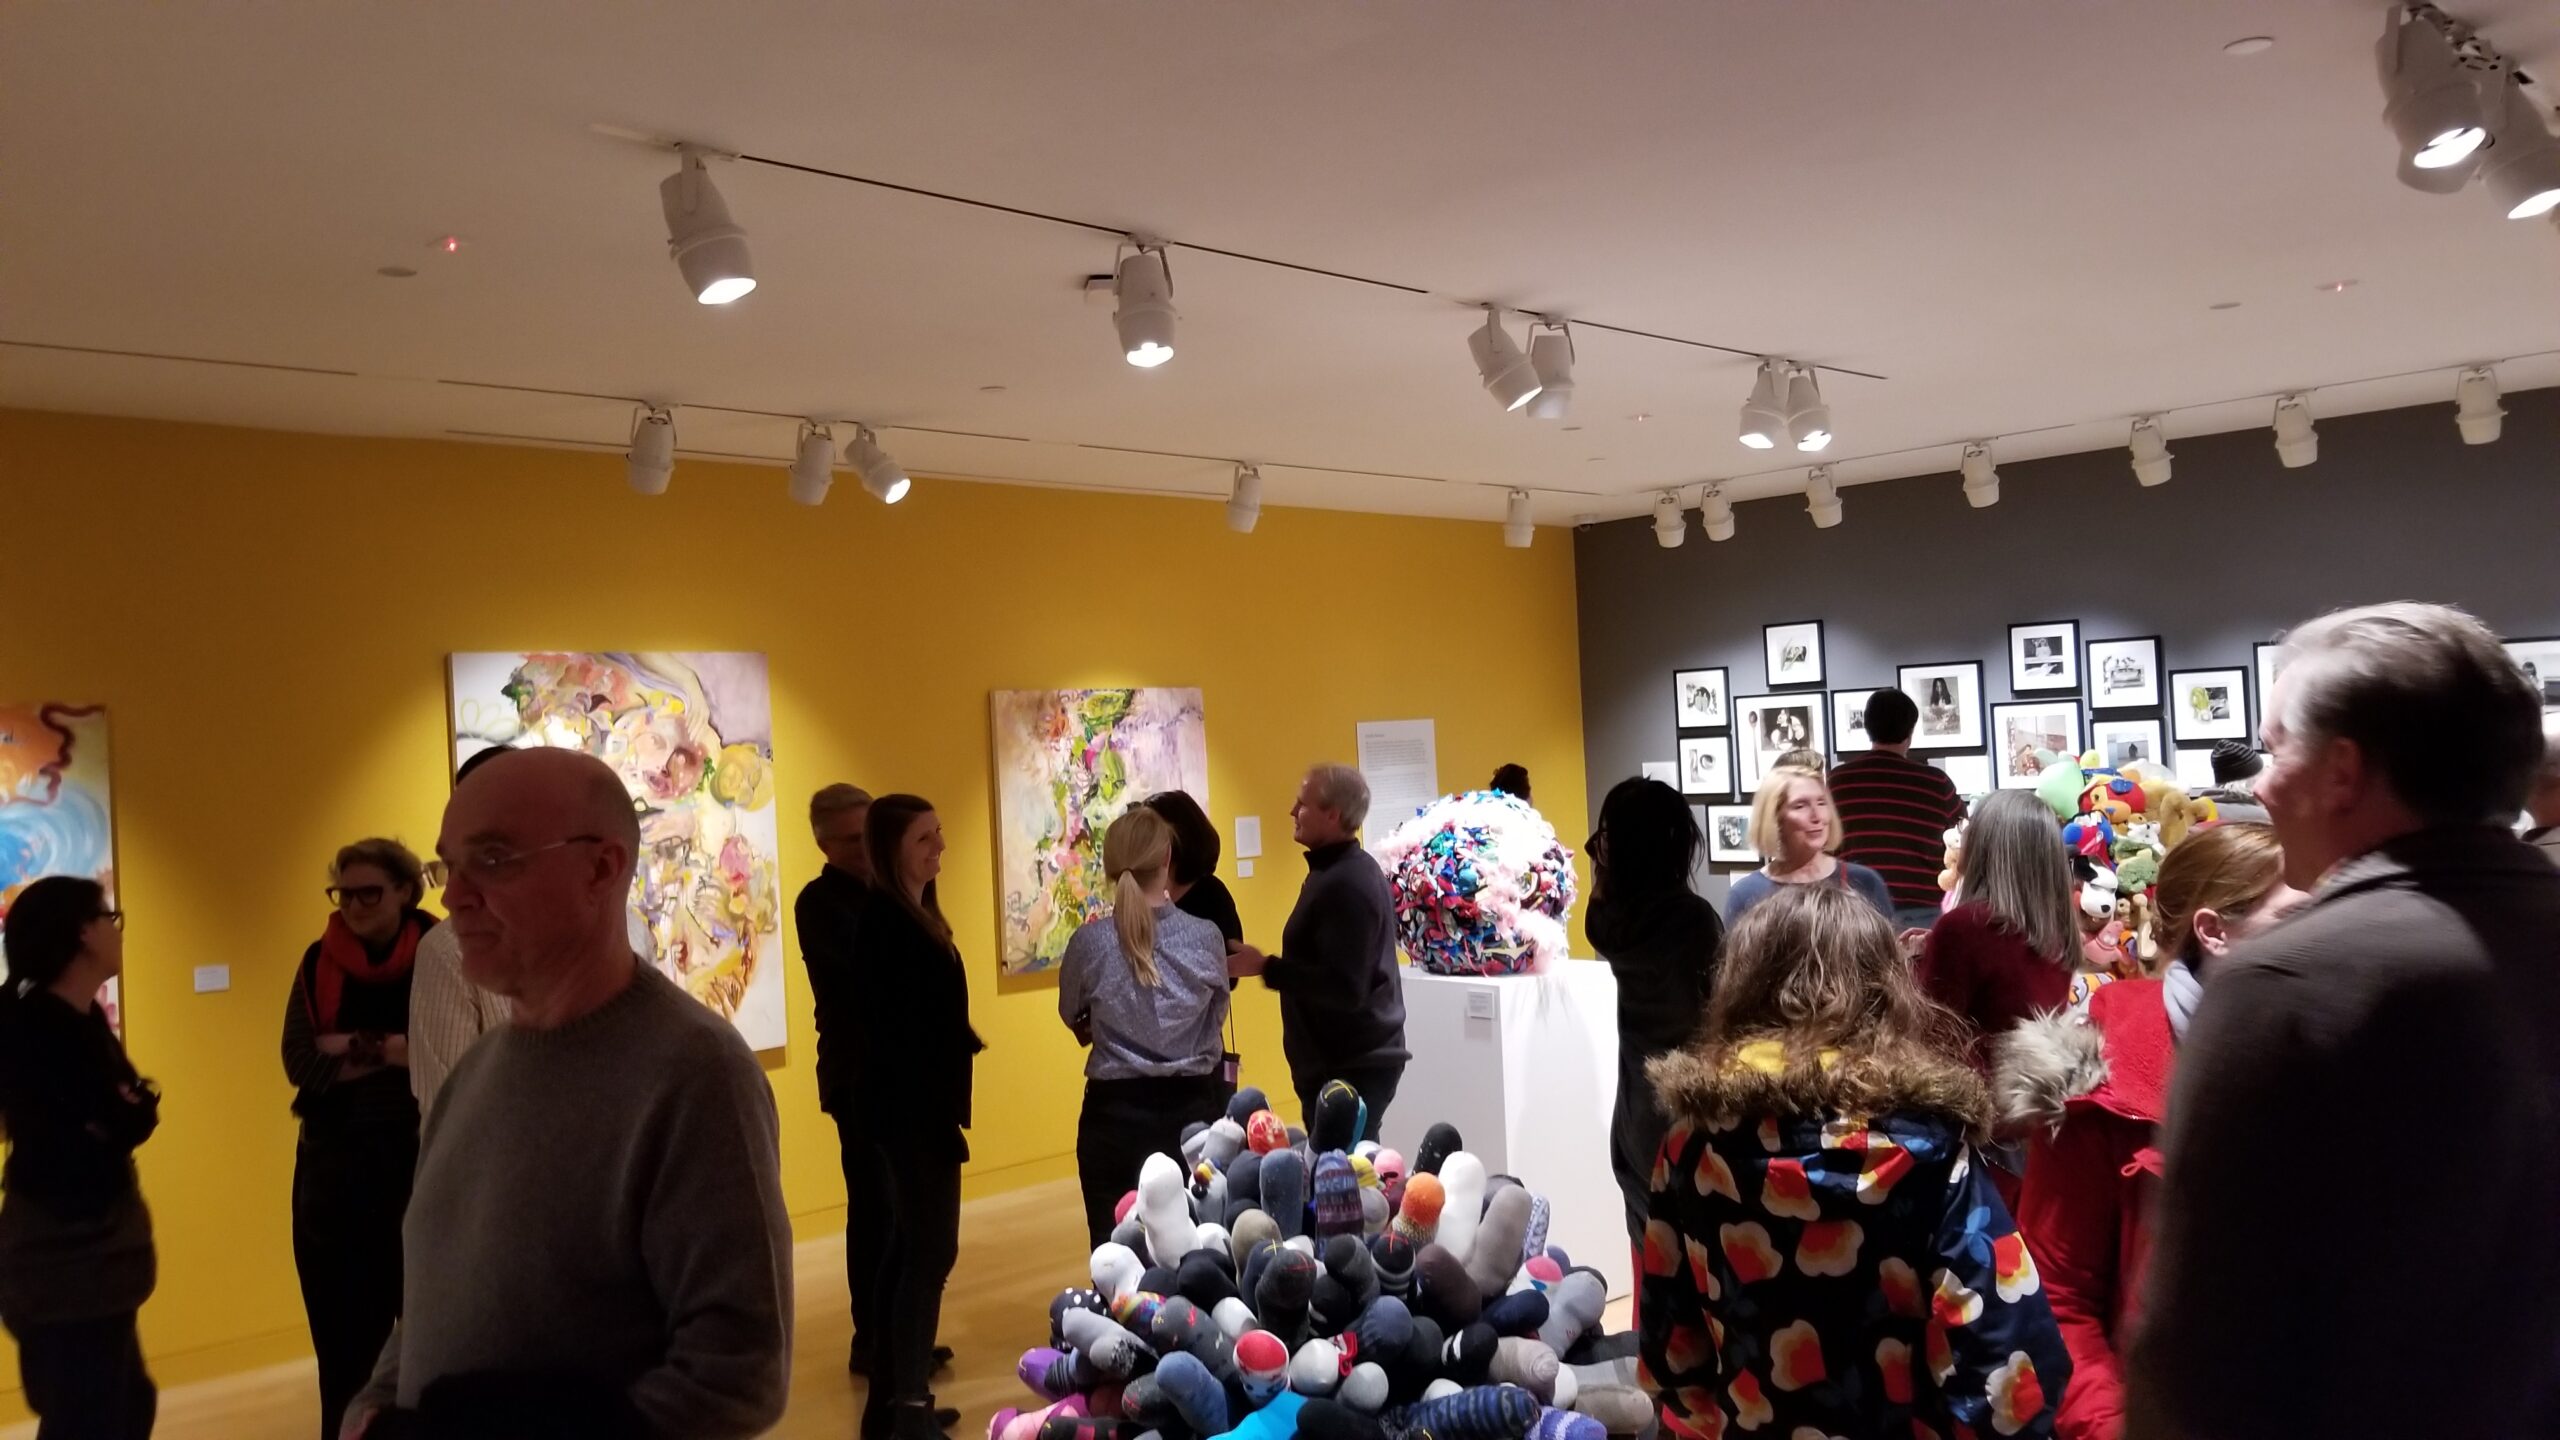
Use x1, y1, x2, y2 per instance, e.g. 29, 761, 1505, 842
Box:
1388, 962, 1631, 1298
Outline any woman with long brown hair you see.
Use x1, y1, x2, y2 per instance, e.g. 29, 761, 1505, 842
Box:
1992, 823, 2303, 1440
847, 794, 981, 1440
1917, 788, 2078, 1072
1642, 884, 2069, 1440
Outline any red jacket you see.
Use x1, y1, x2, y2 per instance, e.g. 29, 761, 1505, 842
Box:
1916, 902, 2074, 1072
1993, 977, 2174, 1440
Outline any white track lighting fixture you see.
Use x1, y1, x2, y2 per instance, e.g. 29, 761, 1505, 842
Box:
2129, 416, 2173, 486
1227, 464, 1263, 533
844, 425, 910, 503
2377, 6, 2491, 192
787, 423, 835, 505
1525, 322, 1576, 420
1503, 489, 1535, 548
1805, 467, 1843, 529
1737, 361, 1785, 450
2455, 365, 2505, 443
661, 147, 757, 304
1652, 491, 1686, 548
1959, 442, 2000, 508
2481, 73, 2560, 219
2272, 394, 2319, 468
626, 406, 675, 495
1700, 488, 1737, 542
1784, 365, 1834, 452
1470, 309, 1545, 414
1114, 244, 1177, 368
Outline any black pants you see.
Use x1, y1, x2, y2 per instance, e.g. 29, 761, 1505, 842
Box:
1076, 1072, 1233, 1248
860, 1140, 962, 1435
11, 1312, 155, 1440
835, 1115, 893, 1362
292, 1129, 416, 1440
1293, 1062, 1403, 1147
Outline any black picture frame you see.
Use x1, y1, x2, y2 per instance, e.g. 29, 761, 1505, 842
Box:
2008, 619, 2081, 694
2504, 636, 2560, 720
1897, 659, 1985, 752
1671, 666, 1730, 731
2086, 634, 2164, 712
2168, 666, 2252, 743
1990, 698, 2087, 789
1762, 620, 1826, 689
1831, 686, 1883, 756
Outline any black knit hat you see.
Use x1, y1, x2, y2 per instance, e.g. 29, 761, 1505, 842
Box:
2210, 739, 2263, 786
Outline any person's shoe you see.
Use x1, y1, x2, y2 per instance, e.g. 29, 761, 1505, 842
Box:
931, 1344, 955, 1375
884, 1398, 953, 1440
933, 1406, 962, 1430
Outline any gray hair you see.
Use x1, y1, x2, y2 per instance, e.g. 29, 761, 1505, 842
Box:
1955, 790, 2078, 970
2276, 602, 2542, 826
1304, 762, 1372, 832
809, 783, 873, 828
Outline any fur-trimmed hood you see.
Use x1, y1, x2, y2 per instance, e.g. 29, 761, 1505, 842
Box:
1990, 1012, 2108, 1135
1647, 1036, 1991, 1142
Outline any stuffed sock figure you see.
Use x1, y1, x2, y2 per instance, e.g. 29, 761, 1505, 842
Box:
1224, 1153, 1266, 1229
1534, 1269, 1607, 1357
1478, 1289, 1549, 1340
1311, 1235, 1380, 1334
1234, 1330, 1290, 1405
1260, 1150, 1310, 1240
1465, 1187, 1532, 1299
1295, 1399, 1386, 1440
1412, 1123, 1463, 1177
1435, 1153, 1488, 1263
991, 1396, 1087, 1440
1060, 1308, 1155, 1379
1381, 1317, 1445, 1405
1312, 1153, 1363, 1240
1411, 1242, 1482, 1329
1177, 1251, 1241, 1310
1390, 1384, 1541, 1440
1389, 1174, 1443, 1247
1212, 1297, 1258, 1341
1255, 1246, 1318, 1350
1489, 1337, 1561, 1403
1052, 1287, 1112, 1344
1437, 1323, 1499, 1387
1530, 1408, 1605, 1440
1338, 1362, 1389, 1415
1139, 1153, 1200, 1268
1288, 1337, 1347, 1398
1229, 1209, 1278, 1271
1226, 1087, 1268, 1125
1093, 1243, 1147, 1303
1311, 1079, 1365, 1154
1562, 1358, 1652, 1436
1367, 1233, 1417, 1299
1149, 1352, 1230, 1436
1034, 1415, 1131, 1440
1371, 1149, 1409, 1213
1245, 1111, 1290, 1155
1200, 1119, 1248, 1172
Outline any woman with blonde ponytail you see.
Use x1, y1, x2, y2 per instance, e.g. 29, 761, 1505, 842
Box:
1059, 807, 1235, 1245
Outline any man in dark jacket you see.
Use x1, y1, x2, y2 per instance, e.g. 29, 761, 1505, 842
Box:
2128, 603, 2560, 1440
1228, 762, 1408, 1140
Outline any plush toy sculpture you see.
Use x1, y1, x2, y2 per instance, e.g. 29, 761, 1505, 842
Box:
1435, 1153, 1488, 1261
1389, 1173, 1444, 1246
1466, 1186, 1532, 1298
991, 1394, 1088, 1440
1371, 790, 1579, 976
1139, 1153, 1200, 1266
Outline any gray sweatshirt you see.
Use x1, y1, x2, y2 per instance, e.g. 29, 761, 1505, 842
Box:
357, 961, 792, 1438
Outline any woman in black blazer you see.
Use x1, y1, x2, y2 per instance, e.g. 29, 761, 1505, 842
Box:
848, 794, 982, 1440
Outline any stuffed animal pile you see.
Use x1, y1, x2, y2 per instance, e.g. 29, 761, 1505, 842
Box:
2030, 754, 2218, 975
998, 1079, 1649, 1440
1372, 791, 1578, 977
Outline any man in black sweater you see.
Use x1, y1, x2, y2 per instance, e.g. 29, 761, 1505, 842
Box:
1229, 762, 1408, 1141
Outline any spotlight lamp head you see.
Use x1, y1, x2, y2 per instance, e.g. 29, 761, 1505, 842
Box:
1469, 308, 1544, 413
1652, 490, 1686, 548
845, 425, 911, 504
2481, 74, 2560, 220
2128, 415, 2173, 486
2376, 6, 2490, 188
1525, 322, 1576, 420
1737, 360, 1785, 450
2455, 365, 2505, 444
1699, 488, 1737, 542
660, 147, 757, 304
1959, 442, 2000, 508
1502, 488, 1535, 548
1227, 463, 1263, 534
2272, 393, 2319, 468
1804, 466, 1843, 529
626, 405, 676, 495
1113, 244, 1178, 368
1783, 365, 1833, 452
787, 422, 836, 506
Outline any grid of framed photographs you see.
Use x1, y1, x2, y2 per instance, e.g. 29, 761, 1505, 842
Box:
1668, 666, 1734, 799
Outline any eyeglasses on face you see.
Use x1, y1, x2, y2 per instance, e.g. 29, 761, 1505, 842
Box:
326, 884, 390, 909
434, 835, 608, 886
95, 909, 124, 931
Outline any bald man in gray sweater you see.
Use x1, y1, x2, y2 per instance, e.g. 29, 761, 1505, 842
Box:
346, 749, 791, 1439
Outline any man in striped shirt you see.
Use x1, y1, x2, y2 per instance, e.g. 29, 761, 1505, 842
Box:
1827, 687, 1967, 930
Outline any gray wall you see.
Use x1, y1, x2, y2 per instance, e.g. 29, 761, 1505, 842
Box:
1573, 385, 2560, 851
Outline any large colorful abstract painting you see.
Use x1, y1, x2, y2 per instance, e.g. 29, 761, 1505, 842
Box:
0, 704, 120, 1033
449, 653, 785, 1050
991, 687, 1208, 976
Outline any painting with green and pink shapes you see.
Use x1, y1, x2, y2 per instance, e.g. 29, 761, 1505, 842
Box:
0, 703, 120, 1034
991, 687, 1208, 976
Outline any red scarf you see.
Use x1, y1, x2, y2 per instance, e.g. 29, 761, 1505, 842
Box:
300, 911, 427, 1031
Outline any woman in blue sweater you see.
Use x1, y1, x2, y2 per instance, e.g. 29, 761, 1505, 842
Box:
1725, 765, 1894, 924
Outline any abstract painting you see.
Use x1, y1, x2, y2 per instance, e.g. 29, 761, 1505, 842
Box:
992, 687, 1208, 976
0, 704, 119, 1033
449, 653, 785, 1050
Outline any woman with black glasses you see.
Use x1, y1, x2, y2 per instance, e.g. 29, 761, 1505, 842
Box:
282, 837, 435, 1440
0, 877, 159, 1439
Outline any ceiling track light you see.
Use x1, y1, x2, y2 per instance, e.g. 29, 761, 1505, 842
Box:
626, 405, 675, 495
1524, 321, 1576, 420
2129, 415, 2173, 486
2455, 365, 2505, 443
1959, 442, 2001, 508
787, 422, 835, 505
661, 146, 757, 304
1227, 463, 1263, 533
2481, 73, 2560, 220
1469, 308, 1545, 413
1783, 365, 1834, 452
1502, 489, 1535, 548
1699, 488, 1737, 542
2272, 393, 2319, 468
1737, 360, 1786, 450
1114, 242, 1178, 368
844, 425, 911, 503
2377, 5, 2492, 192
1805, 467, 1843, 529
1652, 490, 1686, 548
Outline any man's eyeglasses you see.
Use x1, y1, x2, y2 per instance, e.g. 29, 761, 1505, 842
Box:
96, 909, 124, 931
432, 835, 608, 887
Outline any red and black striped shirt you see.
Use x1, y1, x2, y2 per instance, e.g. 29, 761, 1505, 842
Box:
1827, 751, 1966, 911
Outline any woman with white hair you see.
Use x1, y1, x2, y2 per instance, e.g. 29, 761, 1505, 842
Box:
1723, 765, 1894, 924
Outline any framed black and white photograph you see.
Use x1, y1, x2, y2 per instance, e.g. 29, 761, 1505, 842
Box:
1991, 699, 2085, 789
2506, 638, 2560, 720
1705, 804, 1758, 865
2009, 620, 2080, 693
2091, 717, 2165, 774
2173, 746, 2219, 793
1677, 735, 1734, 797
1897, 660, 1985, 752
2086, 635, 2162, 711
1931, 753, 1995, 797
1763, 620, 1826, 689
2169, 667, 2250, 743
1831, 688, 1879, 755
1734, 692, 1828, 793
1671, 667, 1729, 730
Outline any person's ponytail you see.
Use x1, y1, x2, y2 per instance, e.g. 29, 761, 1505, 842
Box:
1101, 808, 1175, 988
1114, 868, 1160, 988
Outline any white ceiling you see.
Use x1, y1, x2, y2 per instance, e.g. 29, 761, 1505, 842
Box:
5, 1, 2558, 529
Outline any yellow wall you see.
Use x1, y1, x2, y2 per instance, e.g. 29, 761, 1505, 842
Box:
0, 408, 1588, 1407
